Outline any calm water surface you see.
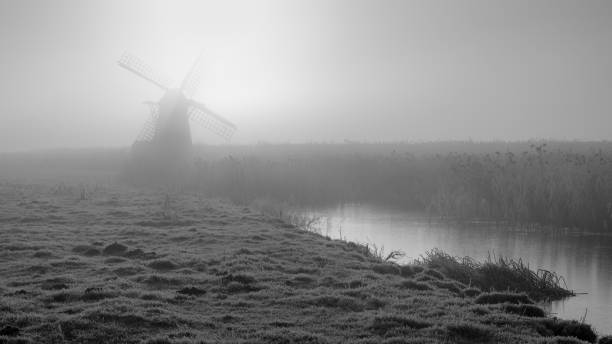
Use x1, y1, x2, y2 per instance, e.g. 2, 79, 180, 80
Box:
303, 204, 612, 335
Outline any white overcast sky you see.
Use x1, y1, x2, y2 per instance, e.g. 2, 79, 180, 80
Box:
0, 0, 611, 151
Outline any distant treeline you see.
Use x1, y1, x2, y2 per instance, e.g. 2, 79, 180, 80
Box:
190, 141, 612, 232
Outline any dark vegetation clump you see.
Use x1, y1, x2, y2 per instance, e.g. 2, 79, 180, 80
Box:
468, 305, 490, 316
148, 260, 178, 271
177, 286, 206, 296
445, 322, 494, 341
124, 248, 157, 259
81, 287, 117, 301
40, 277, 72, 290
364, 297, 386, 310
220, 274, 261, 293
0, 325, 20, 337
462, 287, 482, 297
599, 336, 612, 344
537, 319, 598, 343
25, 264, 50, 274
308, 295, 364, 312
347, 279, 364, 289
83, 310, 178, 330
260, 329, 328, 344
220, 274, 256, 285
104, 257, 126, 264
41, 282, 68, 290
72, 245, 100, 256
32, 251, 54, 258
399, 265, 421, 277
599, 337, 612, 344
138, 274, 184, 287
372, 263, 400, 275
475, 292, 533, 305
318, 276, 339, 287
539, 337, 594, 344
503, 304, 546, 317
83, 247, 101, 256
414, 274, 435, 282
285, 274, 316, 288
398, 280, 432, 291
419, 249, 573, 301
113, 266, 143, 276
430, 280, 463, 294
370, 316, 432, 335
423, 269, 445, 280
102, 242, 128, 256
57, 318, 131, 343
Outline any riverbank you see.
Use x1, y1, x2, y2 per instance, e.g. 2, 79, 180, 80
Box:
0, 183, 606, 343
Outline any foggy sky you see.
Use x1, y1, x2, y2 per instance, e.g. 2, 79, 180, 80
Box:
0, 0, 611, 152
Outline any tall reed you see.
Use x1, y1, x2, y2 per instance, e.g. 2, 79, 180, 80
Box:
190, 141, 612, 232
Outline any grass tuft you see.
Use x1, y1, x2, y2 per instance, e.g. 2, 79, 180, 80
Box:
102, 242, 128, 256
148, 260, 178, 271
398, 280, 433, 291
475, 292, 533, 305
370, 315, 432, 335
430, 280, 463, 294
445, 321, 494, 341
72, 245, 100, 256
138, 275, 184, 287
419, 249, 573, 301
503, 304, 546, 317
176, 286, 206, 296
537, 337, 594, 344
537, 319, 598, 343
309, 295, 364, 312
599, 336, 612, 344
372, 263, 400, 275
462, 287, 482, 297
0, 325, 20, 337
260, 329, 328, 344
286, 274, 316, 288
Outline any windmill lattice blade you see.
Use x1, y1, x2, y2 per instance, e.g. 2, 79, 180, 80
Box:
188, 103, 237, 140
135, 102, 160, 142
118, 52, 172, 91
180, 52, 205, 98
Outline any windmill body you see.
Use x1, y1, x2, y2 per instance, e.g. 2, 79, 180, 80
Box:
155, 89, 191, 156
117, 52, 236, 177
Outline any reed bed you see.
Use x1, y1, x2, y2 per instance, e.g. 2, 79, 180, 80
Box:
191, 141, 612, 232
417, 249, 573, 301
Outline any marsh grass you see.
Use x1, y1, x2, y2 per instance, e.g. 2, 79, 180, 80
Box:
418, 249, 573, 301
190, 141, 612, 232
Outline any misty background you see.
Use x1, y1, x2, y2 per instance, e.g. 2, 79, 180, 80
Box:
1, 0, 611, 152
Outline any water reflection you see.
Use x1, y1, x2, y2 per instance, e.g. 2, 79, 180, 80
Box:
304, 204, 612, 334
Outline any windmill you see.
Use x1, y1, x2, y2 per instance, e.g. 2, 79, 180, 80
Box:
117, 51, 236, 165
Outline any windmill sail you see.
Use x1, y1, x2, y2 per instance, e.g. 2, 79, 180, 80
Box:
188, 102, 237, 140
180, 52, 205, 98
118, 49, 238, 147
135, 102, 160, 142
118, 52, 173, 91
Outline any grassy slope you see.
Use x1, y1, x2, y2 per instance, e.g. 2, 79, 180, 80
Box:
0, 183, 597, 344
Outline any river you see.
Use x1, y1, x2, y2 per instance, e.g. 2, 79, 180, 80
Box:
301, 203, 612, 335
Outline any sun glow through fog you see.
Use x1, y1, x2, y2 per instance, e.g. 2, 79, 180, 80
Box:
1, 0, 612, 151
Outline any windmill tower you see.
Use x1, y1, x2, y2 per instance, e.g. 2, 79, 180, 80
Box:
117, 52, 236, 168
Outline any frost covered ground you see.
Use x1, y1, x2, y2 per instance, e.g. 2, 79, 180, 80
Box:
0, 183, 603, 343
